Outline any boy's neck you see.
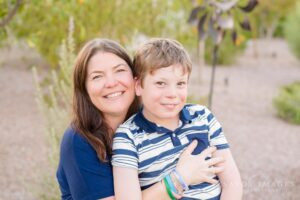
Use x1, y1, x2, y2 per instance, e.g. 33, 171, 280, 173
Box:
142, 109, 180, 131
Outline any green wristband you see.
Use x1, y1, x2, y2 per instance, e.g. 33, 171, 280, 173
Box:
163, 177, 176, 200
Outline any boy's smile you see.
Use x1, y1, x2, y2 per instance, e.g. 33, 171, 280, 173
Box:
135, 64, 189, 130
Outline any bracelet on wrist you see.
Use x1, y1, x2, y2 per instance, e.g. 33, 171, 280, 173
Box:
173, 169, 189, 191
163, 177, 176, 200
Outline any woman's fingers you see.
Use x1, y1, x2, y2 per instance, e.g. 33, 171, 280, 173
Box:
206, 157, 225, 166
183, 140, 198, 155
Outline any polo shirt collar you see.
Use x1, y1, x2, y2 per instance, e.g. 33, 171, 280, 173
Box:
133, 105, 193, 134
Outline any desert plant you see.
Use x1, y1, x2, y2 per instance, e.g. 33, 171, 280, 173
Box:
273, 82, 300, 124
32, 17, 75, 199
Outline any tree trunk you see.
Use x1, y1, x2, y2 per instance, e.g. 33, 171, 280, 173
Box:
197, 39, 205, 84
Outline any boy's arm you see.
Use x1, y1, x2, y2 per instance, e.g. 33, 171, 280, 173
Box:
113, 166, 142, 200
113, 166, 169, 200
213, 149, 243, 200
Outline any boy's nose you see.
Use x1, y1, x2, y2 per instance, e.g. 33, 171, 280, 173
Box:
166, 86, 177, 98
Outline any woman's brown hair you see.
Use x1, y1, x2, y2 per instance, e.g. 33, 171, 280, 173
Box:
72, 38, 139, 161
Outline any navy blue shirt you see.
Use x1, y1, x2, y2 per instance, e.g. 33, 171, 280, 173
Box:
56, 127, 114, 200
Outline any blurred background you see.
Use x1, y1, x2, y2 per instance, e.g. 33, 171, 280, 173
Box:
0, 0, 299, 199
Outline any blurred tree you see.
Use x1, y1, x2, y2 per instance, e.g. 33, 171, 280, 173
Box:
0, 0, 22, 28
1, 0, 194, 66
249, 0, 297, 38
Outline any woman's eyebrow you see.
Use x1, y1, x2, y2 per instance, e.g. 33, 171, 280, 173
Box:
88, 63, 128, 76
112, 63, 128, 69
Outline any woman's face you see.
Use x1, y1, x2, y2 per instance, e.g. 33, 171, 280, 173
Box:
86, 52, 135, 120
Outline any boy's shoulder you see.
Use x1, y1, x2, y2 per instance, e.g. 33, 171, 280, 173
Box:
116, 113, 140, 135
183, 103, 210, 116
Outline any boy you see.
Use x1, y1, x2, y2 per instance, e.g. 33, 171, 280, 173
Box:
112, 38, 242, 199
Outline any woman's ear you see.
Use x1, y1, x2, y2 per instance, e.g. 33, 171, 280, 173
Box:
135, 78, 142, 96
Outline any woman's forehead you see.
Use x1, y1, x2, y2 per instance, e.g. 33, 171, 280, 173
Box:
88, 52, 128, 72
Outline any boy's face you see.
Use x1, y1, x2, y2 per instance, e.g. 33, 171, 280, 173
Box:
136, 64, 189, 126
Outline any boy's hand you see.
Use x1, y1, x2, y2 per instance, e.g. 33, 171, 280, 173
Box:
176, 140, 225, 186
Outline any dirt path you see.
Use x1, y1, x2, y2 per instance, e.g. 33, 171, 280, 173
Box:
0, 45, 49, 200
189, 39, 300, 200
0, 39, 299, 199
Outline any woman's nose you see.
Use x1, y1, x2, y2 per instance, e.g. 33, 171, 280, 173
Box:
104, 74, 118, 88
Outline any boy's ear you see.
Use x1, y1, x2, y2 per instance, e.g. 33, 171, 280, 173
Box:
135, 78, 142, 96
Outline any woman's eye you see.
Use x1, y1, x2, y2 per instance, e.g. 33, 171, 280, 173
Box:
116, 68, 126, 73
92, 75, 102, 80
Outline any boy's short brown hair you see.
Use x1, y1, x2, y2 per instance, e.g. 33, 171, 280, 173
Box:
133, 38, 192, 83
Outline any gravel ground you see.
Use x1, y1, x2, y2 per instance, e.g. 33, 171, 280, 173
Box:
0, 44, 49, 200
0, 39, 299, 199
189, 39, 300, 200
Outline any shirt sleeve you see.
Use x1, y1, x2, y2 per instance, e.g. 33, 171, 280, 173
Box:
204, 107, 230, 150
57, 129, 114, 200
111, 126, 139, 170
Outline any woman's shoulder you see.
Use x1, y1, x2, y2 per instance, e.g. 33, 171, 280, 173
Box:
60, 126, 94, 154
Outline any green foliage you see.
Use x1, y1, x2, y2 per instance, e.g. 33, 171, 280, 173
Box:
3, 0, 193, 66
284, 2, 300, 60
249, 0, 297, 38
32, 18, 75, 199
273, 82, 300, 124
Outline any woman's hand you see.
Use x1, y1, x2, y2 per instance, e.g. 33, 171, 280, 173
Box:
176, 140, 225, 185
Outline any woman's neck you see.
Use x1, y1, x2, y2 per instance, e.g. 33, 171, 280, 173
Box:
104, 113, 127, 132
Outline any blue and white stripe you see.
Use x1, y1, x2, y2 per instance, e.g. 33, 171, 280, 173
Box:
112, 104, 229, 199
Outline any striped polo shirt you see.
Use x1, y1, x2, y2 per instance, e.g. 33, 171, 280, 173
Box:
112, 104, 229, 200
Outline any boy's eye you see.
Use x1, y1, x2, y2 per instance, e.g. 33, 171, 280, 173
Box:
177, 81, 187, 86
156, 81, 166, 86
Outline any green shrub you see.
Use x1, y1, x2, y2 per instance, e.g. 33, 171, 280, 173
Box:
273, 82, 300, 124
284, 2, 300, 59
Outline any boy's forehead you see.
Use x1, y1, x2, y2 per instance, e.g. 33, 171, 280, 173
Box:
149, 64, 189, 78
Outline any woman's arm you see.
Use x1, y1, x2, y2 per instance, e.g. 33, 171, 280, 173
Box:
213, 149, 243, 200
113, 141, 225, 200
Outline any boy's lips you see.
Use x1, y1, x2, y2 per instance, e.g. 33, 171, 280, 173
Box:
161, 103, 179, 109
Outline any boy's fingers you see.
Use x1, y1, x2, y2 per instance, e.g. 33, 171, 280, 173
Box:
208, 166, 224, 174
204, 177, 218, 184
198, 146, 217, 158
206, 157, 225, 166
184, 140, 198, 155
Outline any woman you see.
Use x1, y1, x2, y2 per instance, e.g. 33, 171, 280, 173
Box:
56, 38, 225, 200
